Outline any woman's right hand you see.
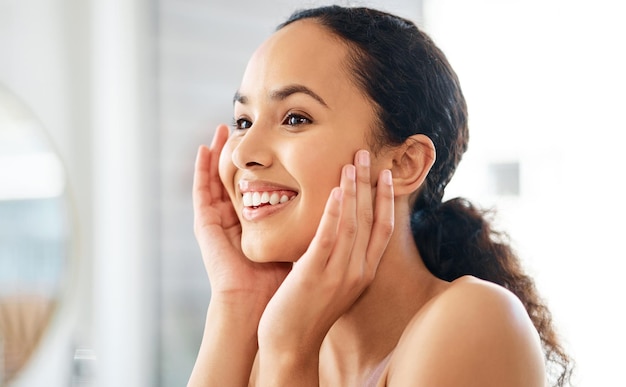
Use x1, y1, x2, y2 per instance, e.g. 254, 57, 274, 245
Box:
190, 124, 289, 386
193, 124, 291, 306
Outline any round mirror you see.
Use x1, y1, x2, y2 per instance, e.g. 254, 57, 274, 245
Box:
0, 84, 72, 384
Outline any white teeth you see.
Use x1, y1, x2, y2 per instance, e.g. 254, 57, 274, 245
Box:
243, 192, 253, 207
242, 191, 295, 207
261, 192, 270, 204
252, 192, 261, 206
269, 192, 280, 205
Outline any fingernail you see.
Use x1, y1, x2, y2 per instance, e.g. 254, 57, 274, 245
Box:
346, 165, 356, 181
382, 170, 392, 185
358, 150, 370, 167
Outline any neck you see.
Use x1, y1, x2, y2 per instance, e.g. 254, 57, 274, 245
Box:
319, 217, 446, 382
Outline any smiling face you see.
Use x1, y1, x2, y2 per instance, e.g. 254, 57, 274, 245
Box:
219, 20, 381, 262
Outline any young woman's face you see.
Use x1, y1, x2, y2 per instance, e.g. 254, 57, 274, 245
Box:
219, 20, 381, 263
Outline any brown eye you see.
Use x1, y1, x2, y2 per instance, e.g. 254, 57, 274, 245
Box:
233, 118, 252, 130
283, 113, 311, 126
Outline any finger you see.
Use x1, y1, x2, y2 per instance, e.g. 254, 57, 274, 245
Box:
365, 169, 394, 272
193, 144, 213, 212
209, 124, 231, 202
193, 125, 229, 209
324, 163, 358, 272
348, 150, 374, 266
300, 187, 344, 273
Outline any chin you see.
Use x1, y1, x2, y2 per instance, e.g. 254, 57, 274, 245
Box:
241, 237, 303, 263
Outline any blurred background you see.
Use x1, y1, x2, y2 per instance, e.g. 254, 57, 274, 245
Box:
0, 0, 624, 386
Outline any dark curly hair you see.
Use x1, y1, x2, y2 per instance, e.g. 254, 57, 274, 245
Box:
280, 5, 573, 386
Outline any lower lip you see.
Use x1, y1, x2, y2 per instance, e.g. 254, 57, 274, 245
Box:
241, 198, 295, 221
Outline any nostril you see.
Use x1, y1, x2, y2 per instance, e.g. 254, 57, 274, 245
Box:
231, 135, 272, 169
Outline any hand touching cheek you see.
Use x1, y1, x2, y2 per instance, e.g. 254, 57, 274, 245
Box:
256, 150, 394, 384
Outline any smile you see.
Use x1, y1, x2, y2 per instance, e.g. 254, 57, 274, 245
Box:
242, 190, 298, 208
240, 190, 298, 222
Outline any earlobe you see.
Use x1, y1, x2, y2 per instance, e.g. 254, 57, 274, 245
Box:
390, 134, 436, 196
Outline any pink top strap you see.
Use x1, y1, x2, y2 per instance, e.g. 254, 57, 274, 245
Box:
364, 352, 393, 387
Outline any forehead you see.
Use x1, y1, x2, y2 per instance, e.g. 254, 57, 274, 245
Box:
238, 20, 358, 103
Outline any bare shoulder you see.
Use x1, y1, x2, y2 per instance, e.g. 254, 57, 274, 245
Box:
387, 276, 546, 387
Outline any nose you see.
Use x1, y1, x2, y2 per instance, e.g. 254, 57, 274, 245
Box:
231, 124, 273, 170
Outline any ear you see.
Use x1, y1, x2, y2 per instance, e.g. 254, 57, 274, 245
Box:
390, 134, 436, 197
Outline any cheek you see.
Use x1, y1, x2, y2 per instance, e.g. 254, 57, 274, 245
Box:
288, 146, 343, 218
288, 143, 343, 190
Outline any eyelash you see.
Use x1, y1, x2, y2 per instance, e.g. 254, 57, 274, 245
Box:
232, 117, 252, 130
231, 112, 313, 130
282, 112, 312, 127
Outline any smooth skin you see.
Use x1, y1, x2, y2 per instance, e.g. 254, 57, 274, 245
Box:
188, 20, 546, 387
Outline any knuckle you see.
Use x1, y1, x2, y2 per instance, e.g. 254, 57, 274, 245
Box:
317, 233, 336, 250
358, 170, 371, 184
377, 219, 395, 238
347, 266, 370, 288
342, 218, 358, 235
345, 186, 357, 198
361, 209, 374, 228
343, 274, 360, 292
362, 268, 376, 284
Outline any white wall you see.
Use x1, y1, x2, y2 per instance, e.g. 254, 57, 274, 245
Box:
90, 0, 157, 386
426, 0, 626, 385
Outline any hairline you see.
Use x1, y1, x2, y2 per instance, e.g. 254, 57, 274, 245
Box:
278, 17, 388, 155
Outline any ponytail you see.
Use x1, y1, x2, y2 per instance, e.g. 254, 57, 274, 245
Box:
411, 197, 573, 385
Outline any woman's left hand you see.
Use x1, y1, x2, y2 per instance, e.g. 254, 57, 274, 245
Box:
256, 150, 395, 383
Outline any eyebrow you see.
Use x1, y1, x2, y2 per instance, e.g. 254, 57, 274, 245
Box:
233, 84, 329, 108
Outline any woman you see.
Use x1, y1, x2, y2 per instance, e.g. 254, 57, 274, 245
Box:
189, 5, 572, 387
